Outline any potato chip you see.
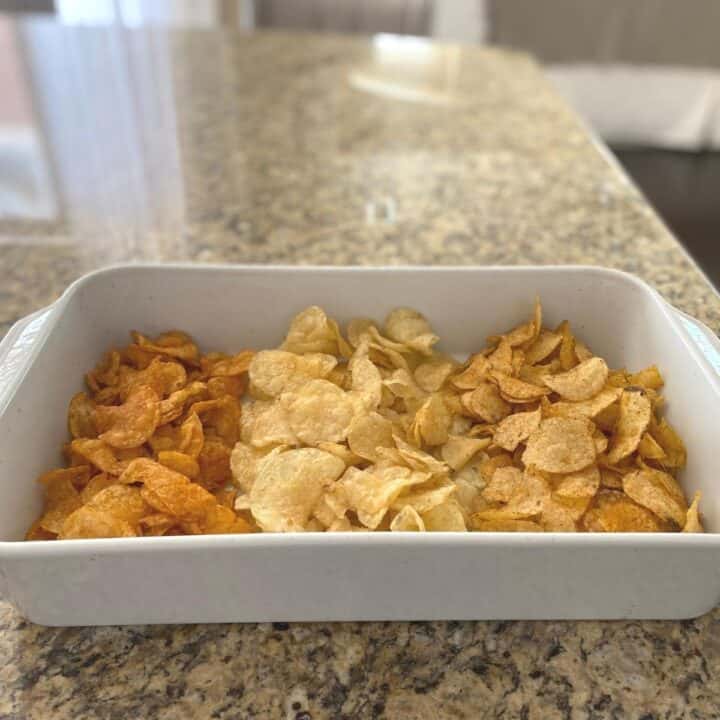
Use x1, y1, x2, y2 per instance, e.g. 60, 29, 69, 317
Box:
542, 387, 622, 420
208, 350, 254, 377
197, 439, 232, 492
37, 469, 85, 533
250, 448, 345, 531
80, 473, 116, 503
607, 389, 652, 464
492, 407, 541, 452
85, 484, 149, 525
440, 435, 491, 471
391, 478, 456, 514
541, 357, 609, 402
422, 500, 467, 531
71, 439, 124, 475
460, 383, 510, 423
347, 412, 394, 461
524, 330, 562, 366
540, 497, 578, 532
119, 357, 187, 400
207, 375, 246, 399
451, 354, 490, 390
629, 365, 664, 390
556, 320, 578, 371
390, 505, 426, 531
648, 416, 687, 468
483, 466, 523, 503
478, 467, 549, 519
60, 506, 137, 539
414, 356, 457, 393
139, 512, 177, 536
637, 432, 666, 460
490, 371, 548, 403
230, 441, 274, 493
487, 337, 514, 374
281, 306, 341, 355
158, 450, 200, 480
86, 349, 121, 391
158, 381, 208, 424
393, 435, 449, 474
132, 330, 199, 364
178, 412, 204, 458
410, 394, 451, 446
282, 379, 355, 444
552, 465, 600, 500
582, 490, 666, 532
622, 468, 687, 526
599, 468, 624, 490
574, 341, 593, 362
249, 400, 298, 448
478, 452, 514, 483
593, 430, 608, 455
95, 385, 160, 449
682, 492, 703, 533
523, 417, 596, 473
472, 518, 543, 532
188, 395, 241, 446
349, 353, 383, 410
518, 360, 561, 387
384, 308, 439, 356
68, 392, 97, 439
383, 368, 425, 401
593, 401, 620, 432
203, 504, 254, 534
249, 350, 337, 399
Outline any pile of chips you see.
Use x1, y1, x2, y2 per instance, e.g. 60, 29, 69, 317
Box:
232, 303, 702, 533
26, 330, 256, 539
26, 300, 703, 540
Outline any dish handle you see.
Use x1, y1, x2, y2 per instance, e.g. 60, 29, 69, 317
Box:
0, 304, 57, 414
671, 309, 720, 377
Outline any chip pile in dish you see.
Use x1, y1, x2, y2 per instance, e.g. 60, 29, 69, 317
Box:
25, 301, 703, 539
26, 331, 256, 539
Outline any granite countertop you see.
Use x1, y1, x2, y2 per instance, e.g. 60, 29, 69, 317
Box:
1, 19, 719, 719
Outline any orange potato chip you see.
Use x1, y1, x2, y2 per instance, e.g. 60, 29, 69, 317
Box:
541, 357, 609, 402
60, 506, 137, 539
71, 439, 125, 475
523, 417, 596, 473
119, 357, 187, 400
80, 473, 116, 503
188, 395, 242, 447
478, 452, 514, 483
158, 381, 208, 425
178, 412, 204, 458
95, 385, 160, 449
207, 375, 247, 399
208, 350, 254, 377
607, 389, 652, 464
131, 329, 199, 364
158, 450, 200, 480
68, 392, 97, 438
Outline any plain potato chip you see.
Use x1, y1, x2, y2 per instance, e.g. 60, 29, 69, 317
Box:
384, 308, 439, 356
472, 518, 543, 532
682, 492, 703, 533
349, 353, 383, 410
523, 417, 596, 473
415, 356, 457, 393
390, 505, 426, 531
390, 478, 456, 514
393, 435, 449, 474
422, 499, 467, 531
281, 306, 341, 355
410, 394, 451, 446
250, 448, 345, 531
622, 468, 687, 526
648, 416, 687, 468
440, 435, 491, 471
607, 390, 652, 464
556, 320, 578, 371
347, 412, 394, 461
539, 497, 578, 532
208, 350, 254, 377
249, 400, 299, 448
492, 407, 541, 452
541, 357, 608, 402
282, 379, 355, 444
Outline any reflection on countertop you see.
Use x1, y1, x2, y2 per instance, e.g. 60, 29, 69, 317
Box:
1, 19, 719, 720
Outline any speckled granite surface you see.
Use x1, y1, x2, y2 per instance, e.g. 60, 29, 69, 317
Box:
1, 22, 719, 719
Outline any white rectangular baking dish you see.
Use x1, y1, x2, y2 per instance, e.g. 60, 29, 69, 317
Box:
0, 264, 719, 626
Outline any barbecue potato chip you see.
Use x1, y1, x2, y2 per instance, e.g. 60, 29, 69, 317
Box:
451, 354, 491, 390
158, 450, 200, 480
95, 385, 160, 449
197, 439, 233, 491
131, 330, 199, 364
552, 465, 600, 500
524, 330, 562, 366
523, 417, 596, 473
461, 383, 510, 423
490, 371, 548, 403
607, 389, 652, 463
493, 407, 541, 451
648, 416, 687, 468
80, 473, 116, 503
541, 357, 608, 402
556, 321, 578, 371
622, 467, 687, 526
68, 392, 97, 439
542, 387, 622, 420
629, 365, 664, 390
250, 448, 345, 531
637, 432, 666, 460
60, 506, 137, 539
158, 382, 208, 425
71, 439, 125, 475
